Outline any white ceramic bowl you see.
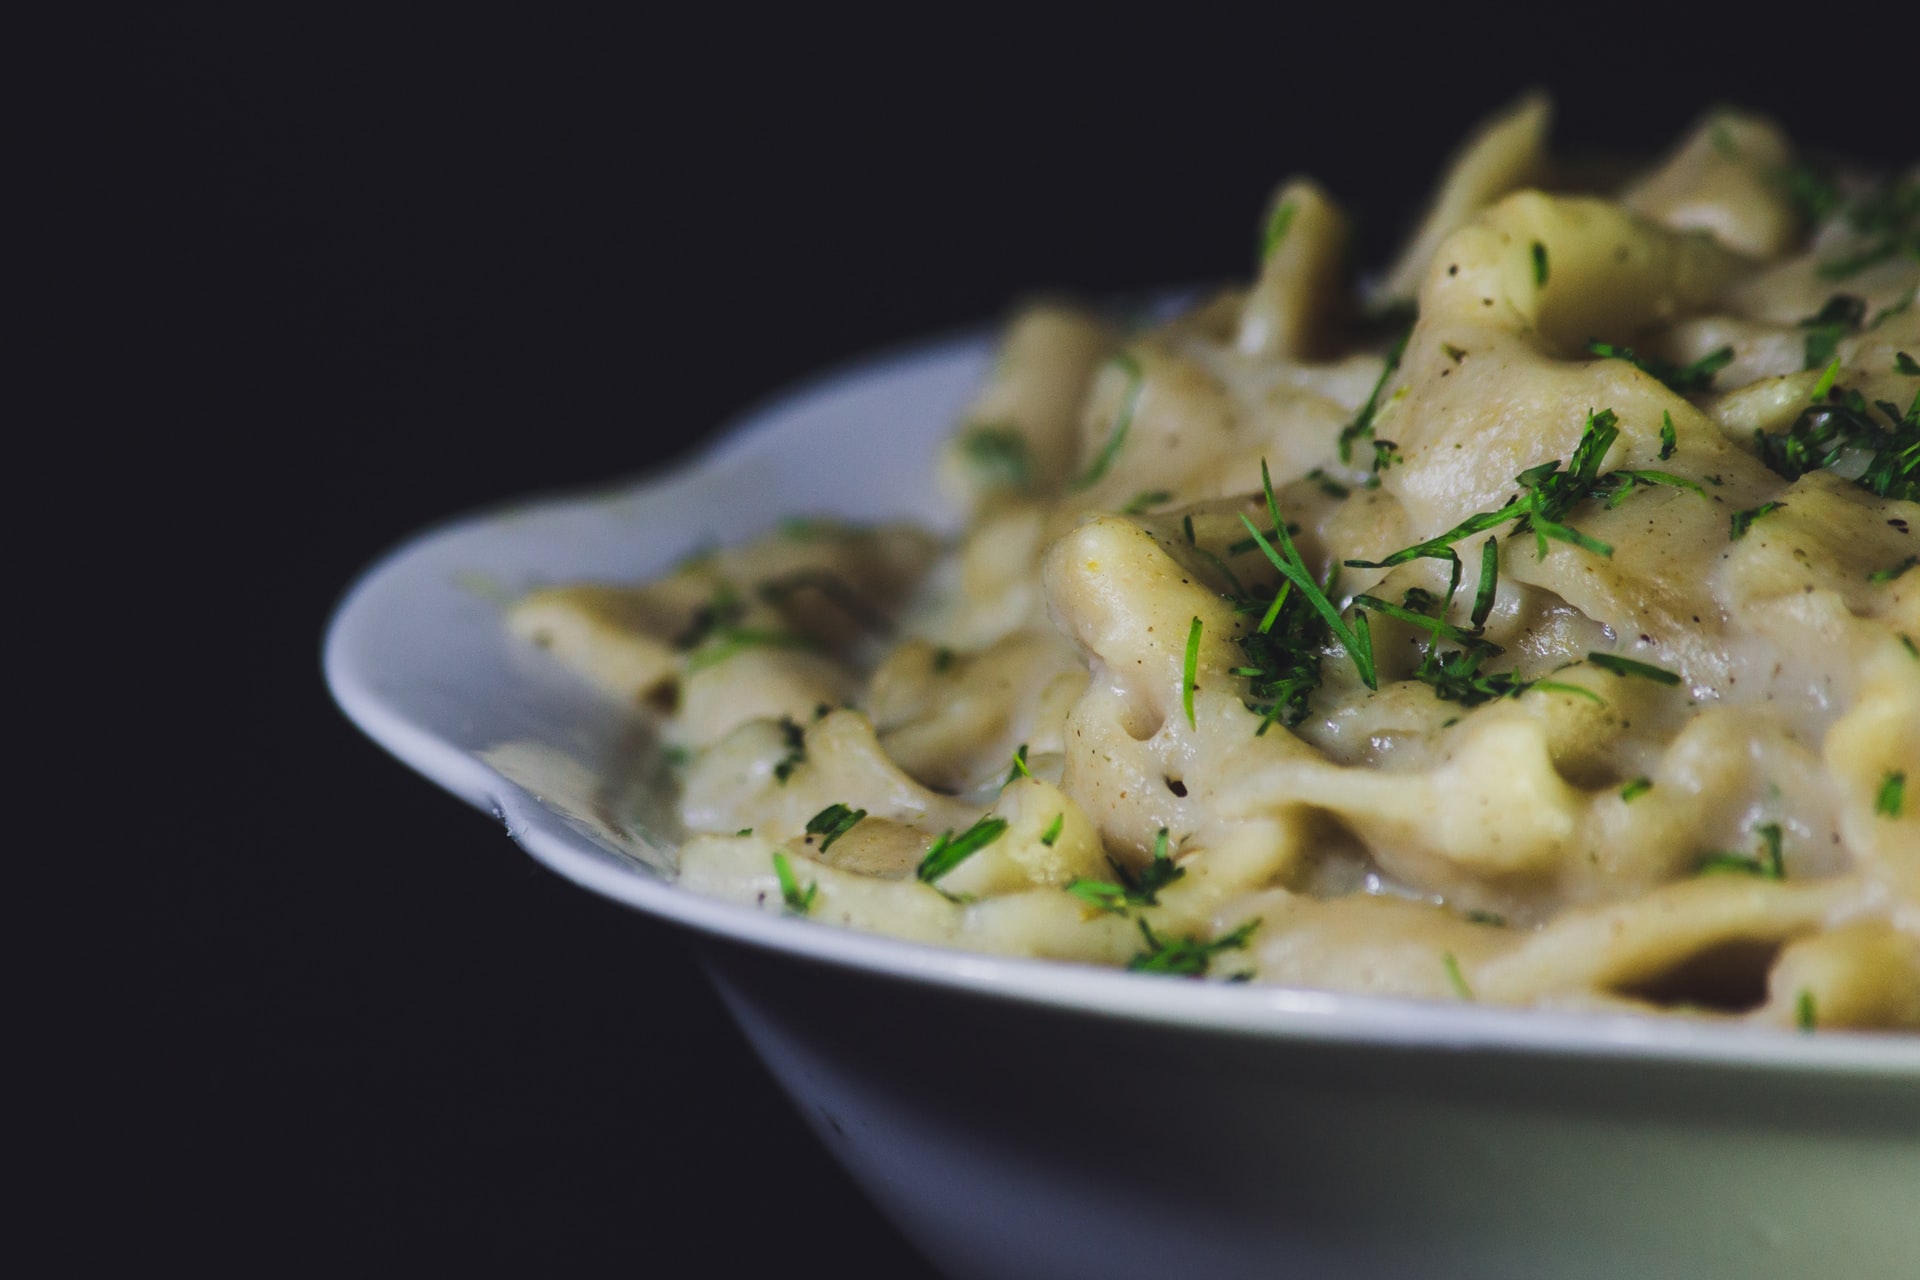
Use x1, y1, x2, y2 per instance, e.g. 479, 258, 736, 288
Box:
325, 328, 1920, 1280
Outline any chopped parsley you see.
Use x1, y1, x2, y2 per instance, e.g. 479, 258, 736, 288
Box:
1869, 556, 1917, 583
1798, 294, 1866, 371
1442, 951, 1474, 1001
1796, 989, 1818, 1032
1121, 489, 1173, 514
771, 717, 807, 784
917, 816, 1009, 884
1126, 917, 1259, 977
1585, 342, 1734, 394
1697, 822, 1786, 880
1182, 617, 1203, 728
805, 803, 867, 852
1337, 326, 1411, 467
1729, 502, 1785, 540
1586, 653, 1682, 685
1074, 351, 1146, 489
1621, 777, 1654, 802
1531, 241, 1549, 288
772, 851, 818, 916
1261, 199, 1298, 260
1878, 770, 1907, 818
1040, 814, 1064, 847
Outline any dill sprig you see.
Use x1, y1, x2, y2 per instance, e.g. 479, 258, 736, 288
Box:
1697, 822, 1787, 880
805, 803, 867, 853
1337, 326, 1412, 466
1074, 352, 1146, 489
1753, 381, 1918, 502
1126, 917, 1260, 977
917, 815, 1010, 884
772, 851, 818, 916
1585, 342, 1734, 394
1067, 828, 1186, 916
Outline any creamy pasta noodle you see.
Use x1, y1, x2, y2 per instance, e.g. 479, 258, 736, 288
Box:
511, 95, 1920, 1029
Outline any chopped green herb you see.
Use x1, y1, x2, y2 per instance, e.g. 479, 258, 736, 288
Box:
1305, 468, 1350, 499
1127, 917, 1260, 977
1470, 536, 1500, 629
1181, 514, 1196, 545
1242, 461, 1378, 691
1898, 352, 1920, 376
1621, 777, 1654, 802
772, 851, 818, 915
1067, 829, 1185, 915
1442, 951, 1474, 1001
805, 803, 867, 852
959, 424, 1033, 489
917, 816, 1010, 883
1348, 407, 1658, 600
1799, 294, 1866, 371
1005, 744, 1032, 785
1753, 377, 1918, 502
1529, 680, 1608, 705
1785, 162, 1840, 227
685, 627, 816, 674
1442, 343, 1468, 362
662, 744, 693, 769
1338, 326, 1412, 466
1587, 653, 1682, 685
771, 717, 807, 784
1697, 822, 1786, 880
1659, 410, 1678, 460
778, 516, 831, 541
1040, 814, 1064, 847
1261, 200, 1298, 260
1465, 910, 1507, 927
1869, 556, 1918, 583
1730, 502, 1785, 540
1810, 356, 1843, 401
1121, 489, 1172, 514
1182, 617, 1203, 728
1878, 770, 1907, 818
1074, 352, 1146, 488
1796, 989, 1818, 1032
1873, 296, 1916, 329
932, 646, 956, 674
1585, 342, 1734, 394
1531, 241, 1549, 288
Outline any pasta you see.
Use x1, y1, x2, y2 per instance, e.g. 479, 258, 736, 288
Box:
511, 96, 1920, 1029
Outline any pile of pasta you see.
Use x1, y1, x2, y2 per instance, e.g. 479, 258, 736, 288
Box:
512, 96, 1920, 1028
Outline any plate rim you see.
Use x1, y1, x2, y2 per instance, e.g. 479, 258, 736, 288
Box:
324, 325, 1920, 1077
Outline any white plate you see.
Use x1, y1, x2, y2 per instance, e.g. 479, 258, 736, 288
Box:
326, 327, 1920, 1280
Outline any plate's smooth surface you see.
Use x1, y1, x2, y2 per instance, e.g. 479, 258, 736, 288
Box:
326, 327, 1920, 1280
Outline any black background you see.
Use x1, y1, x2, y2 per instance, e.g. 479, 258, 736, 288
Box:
106, 9, 1907, 1276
